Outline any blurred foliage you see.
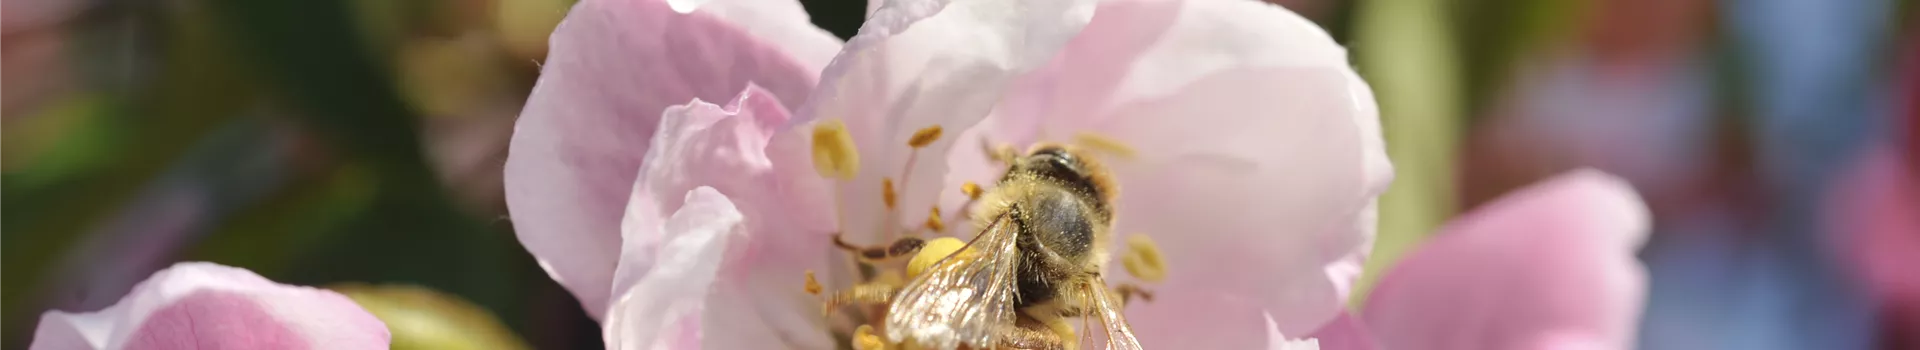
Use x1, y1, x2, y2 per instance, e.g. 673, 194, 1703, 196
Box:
2, 94, 126, 188
334, 283, 534, 350
4, 0, 263, 341
1347, 0, 1463, 306
1449, 0, 1587, 118
1, 0, 587, 347
198, 0, 555, 344
396, 34, 510, 118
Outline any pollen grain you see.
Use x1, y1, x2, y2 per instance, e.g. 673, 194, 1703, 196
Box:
803, 270, 823, 295
960, 181, 983, 200
882, 177, 898, 209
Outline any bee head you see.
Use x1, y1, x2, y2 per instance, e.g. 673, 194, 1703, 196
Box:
1024, 145, 1085, 176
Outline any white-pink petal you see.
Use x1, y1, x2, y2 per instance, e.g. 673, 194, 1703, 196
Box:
1102, 67, 1382, 345
668, 0, 843, 70
800, 0, 1097, 243
30, 262, 390, 350
613, 86, 802, 289
1265, 314, 1324, 350
504, 0, 833, 320
943, 0, 1388, 342
609, 88, 839, 349
1305, 312, 1377, 350
1361, 170, 1650, 350
976, 0, 1354, 137
605, 187, 744, 350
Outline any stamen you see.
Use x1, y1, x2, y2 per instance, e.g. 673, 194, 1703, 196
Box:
804, 270, 823, 295
881, 178, 898, 209
811, 119, 861, 180
908, 237, 968, 278
1122, 234, 1168, 283
852, 325, 889, 350
923, 206, 945, 232
1075, 132, 1137, 159
960, 181, 983, 200
888, 139, 926, 233
876, 126, 941, 239
907, 125, 943, 148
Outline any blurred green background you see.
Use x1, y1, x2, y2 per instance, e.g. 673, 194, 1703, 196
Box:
3, 0, 1914, 349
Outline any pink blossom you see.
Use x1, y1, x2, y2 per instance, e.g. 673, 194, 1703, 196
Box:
504, 0, 1389, 347
29, 262, 391, 350
1829, 145, 1920, 325
1332, 170, 1651, 350
1, 0, 82, 31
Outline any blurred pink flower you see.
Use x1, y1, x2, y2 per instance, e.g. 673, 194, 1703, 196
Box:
504, 0, 1388, 348
1323, 170, 1650, 350
1472, 55, 1712, 216
1, 0, 82, 32
29, 262, 391, 350
1830, 145, 1920, 324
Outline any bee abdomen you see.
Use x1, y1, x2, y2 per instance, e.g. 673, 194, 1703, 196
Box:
1011, 190, 1099, 308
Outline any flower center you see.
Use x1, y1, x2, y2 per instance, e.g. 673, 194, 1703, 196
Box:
803, 125, 1171, 349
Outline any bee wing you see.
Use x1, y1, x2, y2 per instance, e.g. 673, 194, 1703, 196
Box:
1081, 276, 1144, 350
884, 213, 1023, 350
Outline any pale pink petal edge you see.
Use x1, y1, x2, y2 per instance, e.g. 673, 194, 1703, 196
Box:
604, 187, 743, 350
504, 0, 825, 320
1362, 170, 1648, 350
30, 262, 389, 350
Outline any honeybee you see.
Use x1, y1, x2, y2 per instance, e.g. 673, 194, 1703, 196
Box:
824, 143, 1145, 350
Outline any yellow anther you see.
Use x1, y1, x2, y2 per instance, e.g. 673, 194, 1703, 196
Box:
907, 125, 943, 148
852, 324, 889, 350
924, 206, 946, 232
1075, 132, 1137, 159
811, 119, 861, 180
882, 177, 898, 209
960, 181, 983, 200
1122, 234, 1168, 283
803, 270, 823, 295
908, 237, 968, 279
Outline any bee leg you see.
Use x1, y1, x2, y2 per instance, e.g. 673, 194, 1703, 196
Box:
1113, 284, 1155, 308
833, 234, 927, 263
1072, 132, 1138, 160
999, 320, 1069, 350
1000, 309, 1078, 350
982, 138, 1019, 165
824, 283, 899, 315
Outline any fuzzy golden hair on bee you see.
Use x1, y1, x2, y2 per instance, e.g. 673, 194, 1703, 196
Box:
1000, 143, 1120, 219
819, 140, 1147, 350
